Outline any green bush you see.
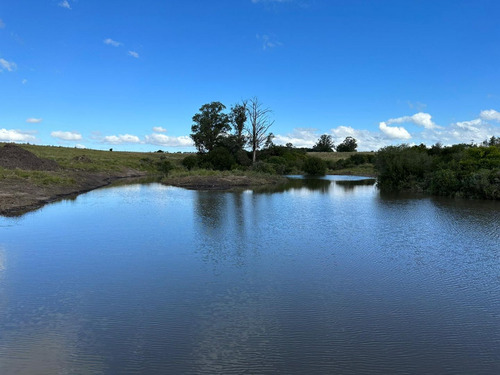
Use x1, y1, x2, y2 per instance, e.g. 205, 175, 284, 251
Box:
182, 155, 199, 170
157, 160, 173, 175
303, 156, 327, 175
207, 147, 235, 171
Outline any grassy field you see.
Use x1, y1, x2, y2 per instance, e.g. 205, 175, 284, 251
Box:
308, 151, 375, 162
308, 151, 377, 176
14, 144, 187, 172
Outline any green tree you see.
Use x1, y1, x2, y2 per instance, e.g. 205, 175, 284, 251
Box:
336, 136, 357, 152
230, 101, 247, 149
312, 134, 335, 152
190, 102, 231, 154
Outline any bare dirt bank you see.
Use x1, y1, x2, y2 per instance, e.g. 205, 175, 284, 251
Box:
162, 174, 287, 191
0, 170, 148, 217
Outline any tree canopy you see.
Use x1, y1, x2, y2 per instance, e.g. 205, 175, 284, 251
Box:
312, 134, 335, 152
336, 136, 357, 152
190, 102, 231, 154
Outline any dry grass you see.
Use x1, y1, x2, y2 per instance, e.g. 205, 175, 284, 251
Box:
308, 151, 375, 162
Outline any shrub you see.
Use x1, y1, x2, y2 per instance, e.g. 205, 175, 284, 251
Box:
303, 156, 327, 175
207, 147, 235, 171
157, 160, 173, 175
182, 155, 199, 170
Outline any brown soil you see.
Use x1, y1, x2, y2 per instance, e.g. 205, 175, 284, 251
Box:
162, 174, 287, 191
0, 169, 148, 217
0, 143, 59, 170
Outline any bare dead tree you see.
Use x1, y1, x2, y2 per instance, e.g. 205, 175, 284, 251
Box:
246, 97, 274, 163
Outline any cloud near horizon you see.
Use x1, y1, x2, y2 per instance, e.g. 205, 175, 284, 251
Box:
387, 112, 438, 130
103, 134, 141, 144
144, 133, 192, 147
379, 122, 412, 139
0, 129, 36, 142
51, 131, 82, 141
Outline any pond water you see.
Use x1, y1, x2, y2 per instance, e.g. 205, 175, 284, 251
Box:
0, 176, 499, 374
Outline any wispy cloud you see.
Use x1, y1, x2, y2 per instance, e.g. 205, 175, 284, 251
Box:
103, 134, 141, 144
0, 19, 5, 29
153, 126, 167, 133
104, 38, 122, 47
128, 51, 140, 58
51, 131, 82, 141
22, 79, 28, 85
26, 118, 42, 124
407, 101, 427, 111
0, 58, 17, 72
144, 133, 192, 147
0, 129, 36, 142
256, 34, 283, 50
58, 0, 71, 10
75, 144, 86, 149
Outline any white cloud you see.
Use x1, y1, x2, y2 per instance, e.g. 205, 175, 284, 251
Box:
51, 131, 82, 141
0, 19, 5, 29
273, 128, 318, 148
153, 126, 167, 133
273, 126, 397, 151
386, 112, 438, 130
0, 129, 36, 142
480, 109, 500, 122
330, 126, 395, 151
103, 134, 141, 144
26, 118, 42, 124
75, 144, 86, 149
0, 58, 17, 72
104, 38, 122, 47
144, 133, 192, 147
22, 79, 27, 84
454, 118, 483, 131
128, 51, 139, 58
379, 122, 412, 139
58, 0, 71, 9
256, 34, 283, 50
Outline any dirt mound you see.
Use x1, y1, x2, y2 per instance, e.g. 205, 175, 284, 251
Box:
0, 144, 59, 171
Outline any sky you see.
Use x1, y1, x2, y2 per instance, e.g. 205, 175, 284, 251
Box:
1, 0, 500, 152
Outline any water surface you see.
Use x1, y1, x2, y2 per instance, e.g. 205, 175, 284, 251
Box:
0, 176, 498, 374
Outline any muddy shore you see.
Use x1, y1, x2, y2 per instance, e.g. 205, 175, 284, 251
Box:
0, 170, 149, 217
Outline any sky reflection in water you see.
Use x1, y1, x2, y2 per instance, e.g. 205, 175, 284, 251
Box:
0, 177, 498, 374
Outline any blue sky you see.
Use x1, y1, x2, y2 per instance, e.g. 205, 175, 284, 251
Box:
1, 0, 499, 151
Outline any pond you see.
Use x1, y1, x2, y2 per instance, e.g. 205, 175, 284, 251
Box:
0, 176, 499, 374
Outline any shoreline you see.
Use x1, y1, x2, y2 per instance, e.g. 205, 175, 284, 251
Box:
1, 169, 373, 217
0, 170, 149, 217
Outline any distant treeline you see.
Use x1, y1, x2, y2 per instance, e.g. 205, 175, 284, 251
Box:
375, 137, 500, 199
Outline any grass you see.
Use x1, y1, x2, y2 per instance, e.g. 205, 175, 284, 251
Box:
0, 167, 76, 186
308, 151, 376, 162
1, 143, 188, 173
